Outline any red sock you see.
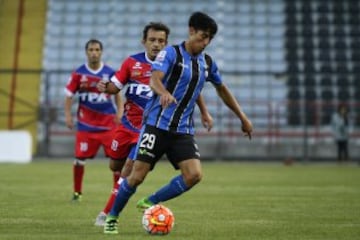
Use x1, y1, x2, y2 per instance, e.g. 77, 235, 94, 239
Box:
113, 171, 120, 187
103, 182, 119, 214
103, 177, 124, 214
73, 163, 84, 193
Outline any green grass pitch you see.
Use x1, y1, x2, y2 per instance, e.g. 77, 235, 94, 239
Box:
0, 160, 359, 240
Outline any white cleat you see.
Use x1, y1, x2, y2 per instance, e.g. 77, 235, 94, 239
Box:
94, 212, 107, 226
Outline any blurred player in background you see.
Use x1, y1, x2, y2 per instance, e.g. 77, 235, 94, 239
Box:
331, 103, 350, 162
64, 39, 122, 202
95, 22, 213, 226
103, 12, 252, 234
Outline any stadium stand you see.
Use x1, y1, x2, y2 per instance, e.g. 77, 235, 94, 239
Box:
284, 0, 360, 126
34, 0, 360, 159
42, 0, 288, 131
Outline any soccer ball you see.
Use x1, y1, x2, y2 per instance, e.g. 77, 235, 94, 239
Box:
142, 204, 175, 235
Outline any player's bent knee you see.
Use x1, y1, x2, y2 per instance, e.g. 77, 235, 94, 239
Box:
127, 170, 147, 187
127, 161, 151, 186
127, 174, 145, 187
121, 160, 134, 177
184, 171, 202, 187
109, 158, 125, 172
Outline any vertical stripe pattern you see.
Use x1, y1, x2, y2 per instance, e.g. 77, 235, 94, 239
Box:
154, 46, 183, 127
169, 57, 199, 131
145, 42, 223, 135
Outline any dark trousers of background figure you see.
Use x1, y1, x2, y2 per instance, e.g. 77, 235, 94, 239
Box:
336, 140, 349, 162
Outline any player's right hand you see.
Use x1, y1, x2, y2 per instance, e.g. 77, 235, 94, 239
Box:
96, 80, 107, 92
159, 92, 177, 108
65, 116, 74, 129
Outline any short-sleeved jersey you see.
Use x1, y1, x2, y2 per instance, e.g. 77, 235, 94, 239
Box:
110, 52, 153, 132
144, 42, 222, 135
64, 63, 117, 132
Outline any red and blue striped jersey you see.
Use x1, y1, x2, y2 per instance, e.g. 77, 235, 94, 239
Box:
110, 52, 153, 132
65, 62, 117, 132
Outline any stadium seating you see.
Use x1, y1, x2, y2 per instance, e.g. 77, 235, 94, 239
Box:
42, 0, 359, 128
285, 0, 360, 125
43, 1, 287, 69
42, 0, 288, 130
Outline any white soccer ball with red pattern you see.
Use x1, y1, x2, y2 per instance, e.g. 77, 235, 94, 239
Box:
142, 204, 175, 235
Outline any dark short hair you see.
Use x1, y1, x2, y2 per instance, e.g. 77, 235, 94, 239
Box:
85, 39, 103, 50
142, 22, 170, 41
188, 11, 218, 38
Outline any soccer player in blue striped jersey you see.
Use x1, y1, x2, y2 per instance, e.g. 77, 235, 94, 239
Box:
104, 11, 253, 234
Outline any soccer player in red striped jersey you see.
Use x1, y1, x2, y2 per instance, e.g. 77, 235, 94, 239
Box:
95, 22, 213, 226
64, 39, 122, 202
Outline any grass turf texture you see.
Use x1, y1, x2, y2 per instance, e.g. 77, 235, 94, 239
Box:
0, 160, 359, 240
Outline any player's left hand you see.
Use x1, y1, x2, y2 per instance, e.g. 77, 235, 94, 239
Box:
201, 112, 213, 132
96, 80, 108, 92
241, 119, 253, 140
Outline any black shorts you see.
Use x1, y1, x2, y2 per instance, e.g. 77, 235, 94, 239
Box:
135, 124, 200, 169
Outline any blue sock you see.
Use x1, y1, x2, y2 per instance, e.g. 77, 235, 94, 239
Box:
148, 175, 190, 204
109, 179, 136, 217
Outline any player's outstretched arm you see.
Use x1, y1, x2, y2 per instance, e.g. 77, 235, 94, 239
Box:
215, 84, 253, 139
196, 94, 213, 131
